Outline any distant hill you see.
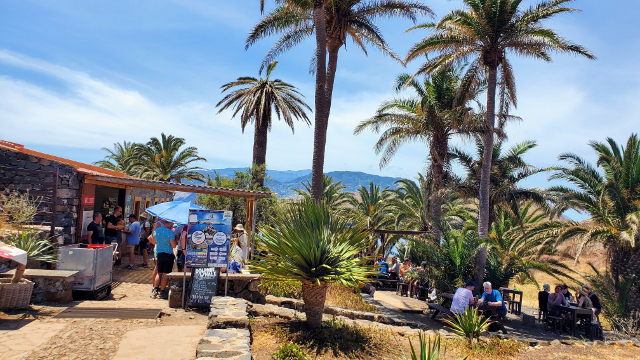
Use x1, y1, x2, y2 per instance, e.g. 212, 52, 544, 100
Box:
173, 168, 402, 201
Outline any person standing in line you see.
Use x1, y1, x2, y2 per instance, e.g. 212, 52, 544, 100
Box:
232, 224, 249, 260
138, 214, 151, 267
105, 206, 123, 245
86, 213, 105, 245
123, 214, 141, 269
149, 220, 176, 299
451, 281, 477, 314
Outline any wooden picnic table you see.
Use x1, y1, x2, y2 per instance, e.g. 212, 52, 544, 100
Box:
499, 287, 523, 315
427, 293, 454, 319
557, 305, 593, 337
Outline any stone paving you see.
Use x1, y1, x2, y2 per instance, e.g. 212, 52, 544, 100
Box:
0, 319, 68, 360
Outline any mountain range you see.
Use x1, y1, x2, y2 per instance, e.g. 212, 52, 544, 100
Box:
174, 168, 402, 200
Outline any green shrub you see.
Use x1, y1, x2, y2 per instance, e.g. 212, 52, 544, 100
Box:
400, 332, 450, 360
443, 308, 490, 345
271, 343, 311, 360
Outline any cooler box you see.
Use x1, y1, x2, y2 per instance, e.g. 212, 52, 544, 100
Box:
57, 244, 113, 291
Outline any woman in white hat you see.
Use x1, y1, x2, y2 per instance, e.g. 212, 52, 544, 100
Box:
232, 224, 249, 260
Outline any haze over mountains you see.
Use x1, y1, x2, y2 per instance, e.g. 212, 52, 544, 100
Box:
174, 168, 402, 201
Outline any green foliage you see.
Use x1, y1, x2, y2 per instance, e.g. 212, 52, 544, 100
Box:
195, 167, 280, 229
444, 308, 490, 345
93, 140, 140, 176
271, 343, 311, 360
293, 175, 354, 209
259, 279, 303, 299
3, 229, 57, 264
346, 182, 395, 255
250, 199, 375, 286
400, 332, 450, 360
0, 191, 40, 228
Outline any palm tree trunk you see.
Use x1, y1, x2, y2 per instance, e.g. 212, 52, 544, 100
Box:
475, 65, 498, 289
302, 281, 328, 329
323, 41, 340, 122
251, 113, 269, 188
11, 263, 26, 283
310, 0, 328, 202
430, 135, 447, 241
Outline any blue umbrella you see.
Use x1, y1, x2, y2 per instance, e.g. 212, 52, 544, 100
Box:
144, 201, 204, 225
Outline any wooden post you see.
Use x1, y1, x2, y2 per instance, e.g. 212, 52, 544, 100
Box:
245, 196, 258, 260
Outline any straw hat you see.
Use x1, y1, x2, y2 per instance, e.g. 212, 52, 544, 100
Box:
234, 224, 246, 233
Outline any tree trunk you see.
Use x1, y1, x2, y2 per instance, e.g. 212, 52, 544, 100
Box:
302, 281, 328, 329
11, 263, 26, 283
323, 42, 340, 122
251, 112, 270, 188
430, 135, 447, 241
310, 0, 328, 202
475, 65, 498, 290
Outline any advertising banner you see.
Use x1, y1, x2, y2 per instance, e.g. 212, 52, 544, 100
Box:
185, 209, 232, 268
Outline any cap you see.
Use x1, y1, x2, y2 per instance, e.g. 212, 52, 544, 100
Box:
465, 280, 476, 287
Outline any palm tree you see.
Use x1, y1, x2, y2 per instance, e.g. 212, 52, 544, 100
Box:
449, 138, 548, 286
484, 203, 574, 288
294, 175, 353, 208
94, 141, 141, 176
404, 0, 595, 240
355, 67, 482, 239
251, 199, 375, 328
250, 0, 433, 201
546, 134, 640, 288
347, 182, 395, 255
136, 133, 207, 183
217, 62, 311, 187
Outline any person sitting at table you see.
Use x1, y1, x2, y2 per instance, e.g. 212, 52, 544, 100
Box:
398, 258, 412, 281
478, 281, 508, 319
581, 285, 602, 320
451, 280, 477, 314
561, 284, 573, 302
574, 287, 596, 327
388, 257, 399, 280
547, 285, 567, 317
376, 257, 389, 279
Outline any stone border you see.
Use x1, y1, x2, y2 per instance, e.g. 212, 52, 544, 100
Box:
196, 297, 252, 360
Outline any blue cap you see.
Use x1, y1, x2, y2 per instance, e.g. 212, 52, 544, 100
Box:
465, 280, 476, 287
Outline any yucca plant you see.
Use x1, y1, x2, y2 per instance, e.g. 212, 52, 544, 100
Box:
399, 332, 455, 360
4, 228, 57, 283
444, 307, 490, 345
250, 199, 375, 328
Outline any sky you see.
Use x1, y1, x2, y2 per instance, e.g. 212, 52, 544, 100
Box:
1, 0, 639, 201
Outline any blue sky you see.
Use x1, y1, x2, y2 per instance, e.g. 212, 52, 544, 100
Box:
1, 0, 639, 200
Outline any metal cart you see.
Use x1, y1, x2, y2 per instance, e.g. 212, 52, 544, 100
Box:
57, 244, 113, 300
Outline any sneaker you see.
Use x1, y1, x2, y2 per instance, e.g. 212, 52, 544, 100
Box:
125, 264, 135, 270
139, 263, 148, 268
114, 259, 122, 267
159, 289, 169, 300
150, 287, 160, 299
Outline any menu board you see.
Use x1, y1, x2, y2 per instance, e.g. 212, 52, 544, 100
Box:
185, 209, 232, 267
187, 267, 220, 307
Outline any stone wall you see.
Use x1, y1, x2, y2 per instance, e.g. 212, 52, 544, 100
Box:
0, 148, 80, 244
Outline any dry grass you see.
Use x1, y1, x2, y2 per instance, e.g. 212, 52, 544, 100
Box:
445, 336, 528, 360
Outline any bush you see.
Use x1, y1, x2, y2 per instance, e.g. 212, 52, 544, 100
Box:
443, 308, 490, 345
400, 332, 447, 360
271, 343, 311, 360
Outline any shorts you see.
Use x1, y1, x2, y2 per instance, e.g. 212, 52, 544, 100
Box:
92, 238, 105, 245
123, 244, 136, 254
156, 252, 175, 274
105, 236, 117, 245
139, 239, 149, 252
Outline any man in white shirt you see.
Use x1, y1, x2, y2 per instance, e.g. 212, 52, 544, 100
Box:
450, 280, 477, 314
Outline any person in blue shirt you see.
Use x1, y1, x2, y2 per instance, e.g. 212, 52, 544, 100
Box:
376, 258, 389, 279
478, 281, 508, 319
149, 220, 177, 299
122, 214, 141, 269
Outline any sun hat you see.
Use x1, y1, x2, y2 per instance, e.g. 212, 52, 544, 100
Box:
580, 288, 589, 297
543, 284, 550, 290
234, 224, 246, 232
465, 280, 476, 288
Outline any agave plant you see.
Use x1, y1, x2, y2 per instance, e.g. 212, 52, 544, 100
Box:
400, 332, 450, 360
250, 199, 375, 328
444, 307, 490, 345
4, 229, 57, 283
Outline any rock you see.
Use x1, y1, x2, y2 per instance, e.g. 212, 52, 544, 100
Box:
208, 297, 251, 330
38, 158, 52, 166
550, 339, 561, 346
247, 279, 261, 292
593, 340, 604, 346
537, 341, 551, 347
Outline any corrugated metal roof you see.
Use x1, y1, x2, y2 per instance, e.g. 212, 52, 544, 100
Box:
85, 174, 273, 199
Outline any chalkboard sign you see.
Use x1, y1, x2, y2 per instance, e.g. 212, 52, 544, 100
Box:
187, 267, 220, 307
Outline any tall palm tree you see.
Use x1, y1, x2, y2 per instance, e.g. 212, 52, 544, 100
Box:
217, 61, 311, 187
404, 0, 595, 240
347, 182, 395, 255
251, 199, 375, 328
294, 175, 353, 208
546, 134, 640, 288
136, 133, 207, 183
250, 0, 433, 201
449, 138, 548, 286
355, 67, 482, 239
94, 141, 141, 176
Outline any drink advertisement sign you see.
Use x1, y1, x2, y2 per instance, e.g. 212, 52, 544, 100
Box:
185, 210, 232, 268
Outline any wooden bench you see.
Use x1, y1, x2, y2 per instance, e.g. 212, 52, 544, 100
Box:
427, 302, 453, 318
375, 279, 399, 289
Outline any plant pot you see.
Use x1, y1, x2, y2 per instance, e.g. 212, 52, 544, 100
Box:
0, 278, 34, 309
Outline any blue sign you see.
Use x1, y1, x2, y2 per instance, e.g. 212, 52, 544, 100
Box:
185, 209, 232, 268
